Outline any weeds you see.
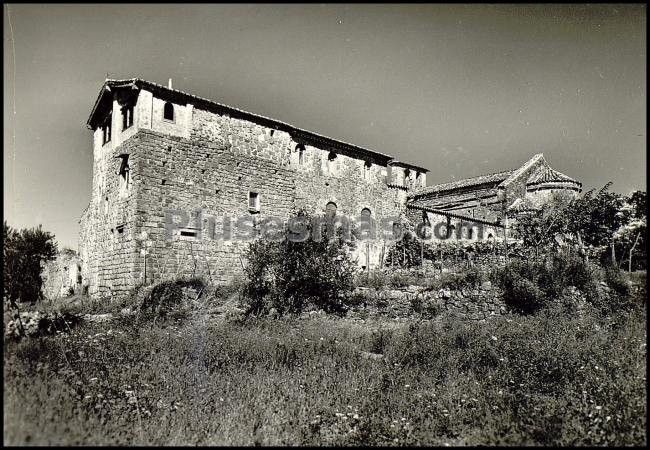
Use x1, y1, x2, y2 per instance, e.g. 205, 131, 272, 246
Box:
4, 302, 645, 446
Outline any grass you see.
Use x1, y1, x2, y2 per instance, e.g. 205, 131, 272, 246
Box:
4, 294, 646, 445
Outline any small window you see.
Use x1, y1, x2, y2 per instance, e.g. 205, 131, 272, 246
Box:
361, 207, 371, 218
180, 230, 197, 237
163, 102, 174, 121
102, 113, 112, 145
296, 144, 305, 165
115, 224, 125, 234
121, 105, 134, 130
118, 155, 130, 195
404, 168, 410, 180
363, 161, 372, 180
248, 192, 260, 212
325, 201, 337, 217
328, 151, 337, 161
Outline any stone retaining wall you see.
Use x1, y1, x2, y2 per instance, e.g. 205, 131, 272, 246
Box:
347, 281, 508, 321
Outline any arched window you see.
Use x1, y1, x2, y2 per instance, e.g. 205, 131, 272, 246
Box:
325, 201, 337, 217
296, 144, 305, 165
363, 161, 372, 180
361, 207, 371, 218
163, 102, 174, 121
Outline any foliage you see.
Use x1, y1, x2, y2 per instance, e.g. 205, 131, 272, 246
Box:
512, 184, 645, 264
3, 222, 58, 306
437, 266, 484, 290
612, 191, 646, 271
567, 182, 628, 248
242, 210, 357, 316
139, 277, 206, 318
4, 304, 646, 445
512, 205, 570, 255
384, 228, 428, 268
491, 260, 549, 314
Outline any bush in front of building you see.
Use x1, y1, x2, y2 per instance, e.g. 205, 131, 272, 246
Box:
241, 210, 358, 316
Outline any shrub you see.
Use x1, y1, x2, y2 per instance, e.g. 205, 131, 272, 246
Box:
357, 271, 387, 290
603, 265, 631, 298
438, 266, 484, 290
242, 210, 357, 316
212, 276, 246, 300
140, 277, 206, 318
492, 259, 550, 314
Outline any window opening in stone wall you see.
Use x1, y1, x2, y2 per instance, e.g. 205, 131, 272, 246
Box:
117, 154, 130, 195
248, 192, 260, 212
180, 230, 197, 237
121, 104, 134, 130
404, 168, 411, 182
326, 201, 337, 217
116, 224, 125, 235
102, 113, 112, 145
363, 161, 372, 180
328, 151, 337, 161
296, 144, 305, 165
361, 207, 371, 218
163, 102, 174, 121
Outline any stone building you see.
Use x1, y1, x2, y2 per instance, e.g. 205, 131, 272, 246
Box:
405, 153, 582, 242
79, 78, 428, 298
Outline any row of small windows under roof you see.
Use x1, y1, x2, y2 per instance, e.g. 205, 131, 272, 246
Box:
101, 102, 174, 145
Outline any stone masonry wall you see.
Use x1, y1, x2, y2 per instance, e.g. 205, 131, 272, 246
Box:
79, 135, 143, 298
81, 88, 416, 297
131, 121, 407, 286
347, 281, 508, 321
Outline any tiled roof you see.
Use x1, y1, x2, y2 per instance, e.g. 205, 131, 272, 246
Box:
390, 160, 429, 172
408, 170, 513, 198
407, 203, 505, 227
499, 153, 545, 188
87, 78, 429, 169
411, 188, 501, 210
527, 165, 581, 186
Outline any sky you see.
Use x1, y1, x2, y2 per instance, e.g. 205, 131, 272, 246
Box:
3, 4, 646, 249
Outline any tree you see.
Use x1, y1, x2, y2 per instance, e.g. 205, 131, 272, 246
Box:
628, 190, 647, 219
512, 205, 570, 258
566, 182, 627, 249
3, 222, 58, 306
242, 210, 358, 316
612, 190, 647, 271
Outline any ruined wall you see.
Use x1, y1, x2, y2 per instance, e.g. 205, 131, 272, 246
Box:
41, 251, 82, 299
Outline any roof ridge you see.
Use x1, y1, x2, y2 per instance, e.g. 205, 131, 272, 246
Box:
499, 153, 545, 188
